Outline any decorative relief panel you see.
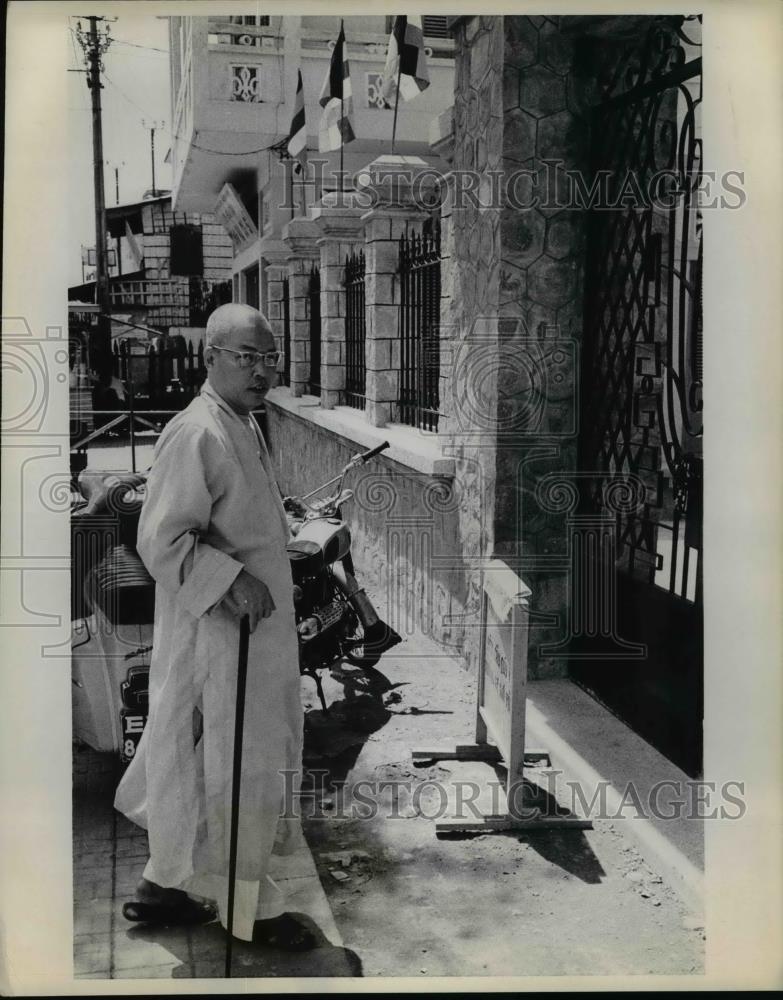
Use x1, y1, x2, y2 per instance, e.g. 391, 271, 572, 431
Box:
231, 65, 261, 103
366, 72, 392, 110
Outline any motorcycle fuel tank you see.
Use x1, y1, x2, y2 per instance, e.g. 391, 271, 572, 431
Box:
292, 518, 351, 565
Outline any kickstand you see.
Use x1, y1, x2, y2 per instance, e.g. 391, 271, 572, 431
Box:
305, 668, 329, 715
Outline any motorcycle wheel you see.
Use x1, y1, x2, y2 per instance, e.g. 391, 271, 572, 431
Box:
339, 607, 381, 668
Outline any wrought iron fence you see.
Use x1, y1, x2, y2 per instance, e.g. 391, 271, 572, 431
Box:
282, 277, 291, 387
308, 265, 321, 396
398, 218, 441, 431
189, 277, 233, 327
343, 249, 366, 410
113, 339, 206, 411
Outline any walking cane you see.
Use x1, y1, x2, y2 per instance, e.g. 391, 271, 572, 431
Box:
225, 613, 251, 979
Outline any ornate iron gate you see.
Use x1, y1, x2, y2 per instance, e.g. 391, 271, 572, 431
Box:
308, 265, 321, 397
343, 249, 366, 409
573, 19, 703, 776
398, 218, 441, 431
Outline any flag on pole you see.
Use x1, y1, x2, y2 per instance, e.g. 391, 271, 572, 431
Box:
318, 21, 355, 153
287, 68, 307, 171
381, 15, 430, 105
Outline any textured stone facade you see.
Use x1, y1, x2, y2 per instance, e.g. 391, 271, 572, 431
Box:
440, 15, 505, 675
439, 15, 598, 679
495, 15, 591, 678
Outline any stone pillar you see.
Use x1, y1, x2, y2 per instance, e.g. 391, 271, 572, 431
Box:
282, 217, 320, 397
429, 109, 456, 437
360, 154, 443, 428
260, 241, 289, 358
310, 193, 365, 410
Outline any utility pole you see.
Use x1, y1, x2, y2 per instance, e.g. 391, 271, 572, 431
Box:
77, 17, 113, 376
142, 120, 165, 198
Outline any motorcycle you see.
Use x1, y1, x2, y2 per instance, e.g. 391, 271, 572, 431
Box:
71, 442, 400, 760
283, 440, 401, 712
71, 473, 154, 766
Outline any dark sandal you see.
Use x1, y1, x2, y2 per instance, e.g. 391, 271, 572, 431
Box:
122, 898, 217, 926
253, 914, 317, 951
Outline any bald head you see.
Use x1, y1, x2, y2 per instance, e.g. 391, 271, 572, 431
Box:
203, 302, 279, 414
205, 302, 273, 350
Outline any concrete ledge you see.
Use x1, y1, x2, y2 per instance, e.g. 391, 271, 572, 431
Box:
526, 678, 705, 915
266, 387, 455, 478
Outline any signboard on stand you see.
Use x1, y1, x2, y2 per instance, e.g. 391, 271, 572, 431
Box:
476, 565, 530, 786
412, 559, 591, 833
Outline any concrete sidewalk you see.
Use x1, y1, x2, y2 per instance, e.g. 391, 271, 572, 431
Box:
73, 623, 705, 981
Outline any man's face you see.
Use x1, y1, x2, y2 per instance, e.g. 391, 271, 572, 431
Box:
206, 311, 279, 415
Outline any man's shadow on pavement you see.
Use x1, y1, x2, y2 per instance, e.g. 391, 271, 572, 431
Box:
124, 912, 362, 978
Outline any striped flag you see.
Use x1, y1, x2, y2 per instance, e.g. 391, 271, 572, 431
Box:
287, 68, 307, 170
318, 21, 355, 153
381, 15, 430, 105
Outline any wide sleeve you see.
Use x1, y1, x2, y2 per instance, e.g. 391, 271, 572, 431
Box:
136, 420, 243, 619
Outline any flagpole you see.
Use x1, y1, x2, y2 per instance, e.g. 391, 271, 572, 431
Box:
340, 94, 344, 196
391, 56, 403, 156
340, 19, 345, 196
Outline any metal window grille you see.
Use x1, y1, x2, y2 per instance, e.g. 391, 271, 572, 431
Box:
308, 265, 321, 396
282, 276, 291, 387
385, 15, 450, 38
422, 15, 450, 38
343, 249, 366, 410
398, 218, 441, 431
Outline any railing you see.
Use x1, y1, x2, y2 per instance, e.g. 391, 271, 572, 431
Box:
398, 218, 442, 432
343, 249, 366, 410
308, 265, 321, 397
110, 279, 189, 309
70, 409, 178, 475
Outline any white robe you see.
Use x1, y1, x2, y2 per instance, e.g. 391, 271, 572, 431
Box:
114, 381, 304, 941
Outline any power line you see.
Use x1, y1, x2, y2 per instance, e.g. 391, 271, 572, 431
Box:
103, 72, 155, 119
111, 38, 168, 54
68, 17, 82, 69
68, 26, 167, 56
102, 73, 281, 157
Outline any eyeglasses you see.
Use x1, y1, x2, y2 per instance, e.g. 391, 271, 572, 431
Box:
210, 346, 281, 369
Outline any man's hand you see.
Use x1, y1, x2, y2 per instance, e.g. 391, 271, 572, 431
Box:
221, 569, 276, 632
283, 496, 307, 518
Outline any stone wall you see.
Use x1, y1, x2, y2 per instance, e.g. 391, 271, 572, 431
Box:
442, 15, 598, 679
441, 15, 505, 675
264, 403, 469, 659
493, 15, 592, 678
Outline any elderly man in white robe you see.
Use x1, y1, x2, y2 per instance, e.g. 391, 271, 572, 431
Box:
114, 303, 314, 950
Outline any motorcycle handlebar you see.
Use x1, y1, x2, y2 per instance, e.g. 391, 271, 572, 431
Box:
358, 441, 389, 463
292, 442, 391, 507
